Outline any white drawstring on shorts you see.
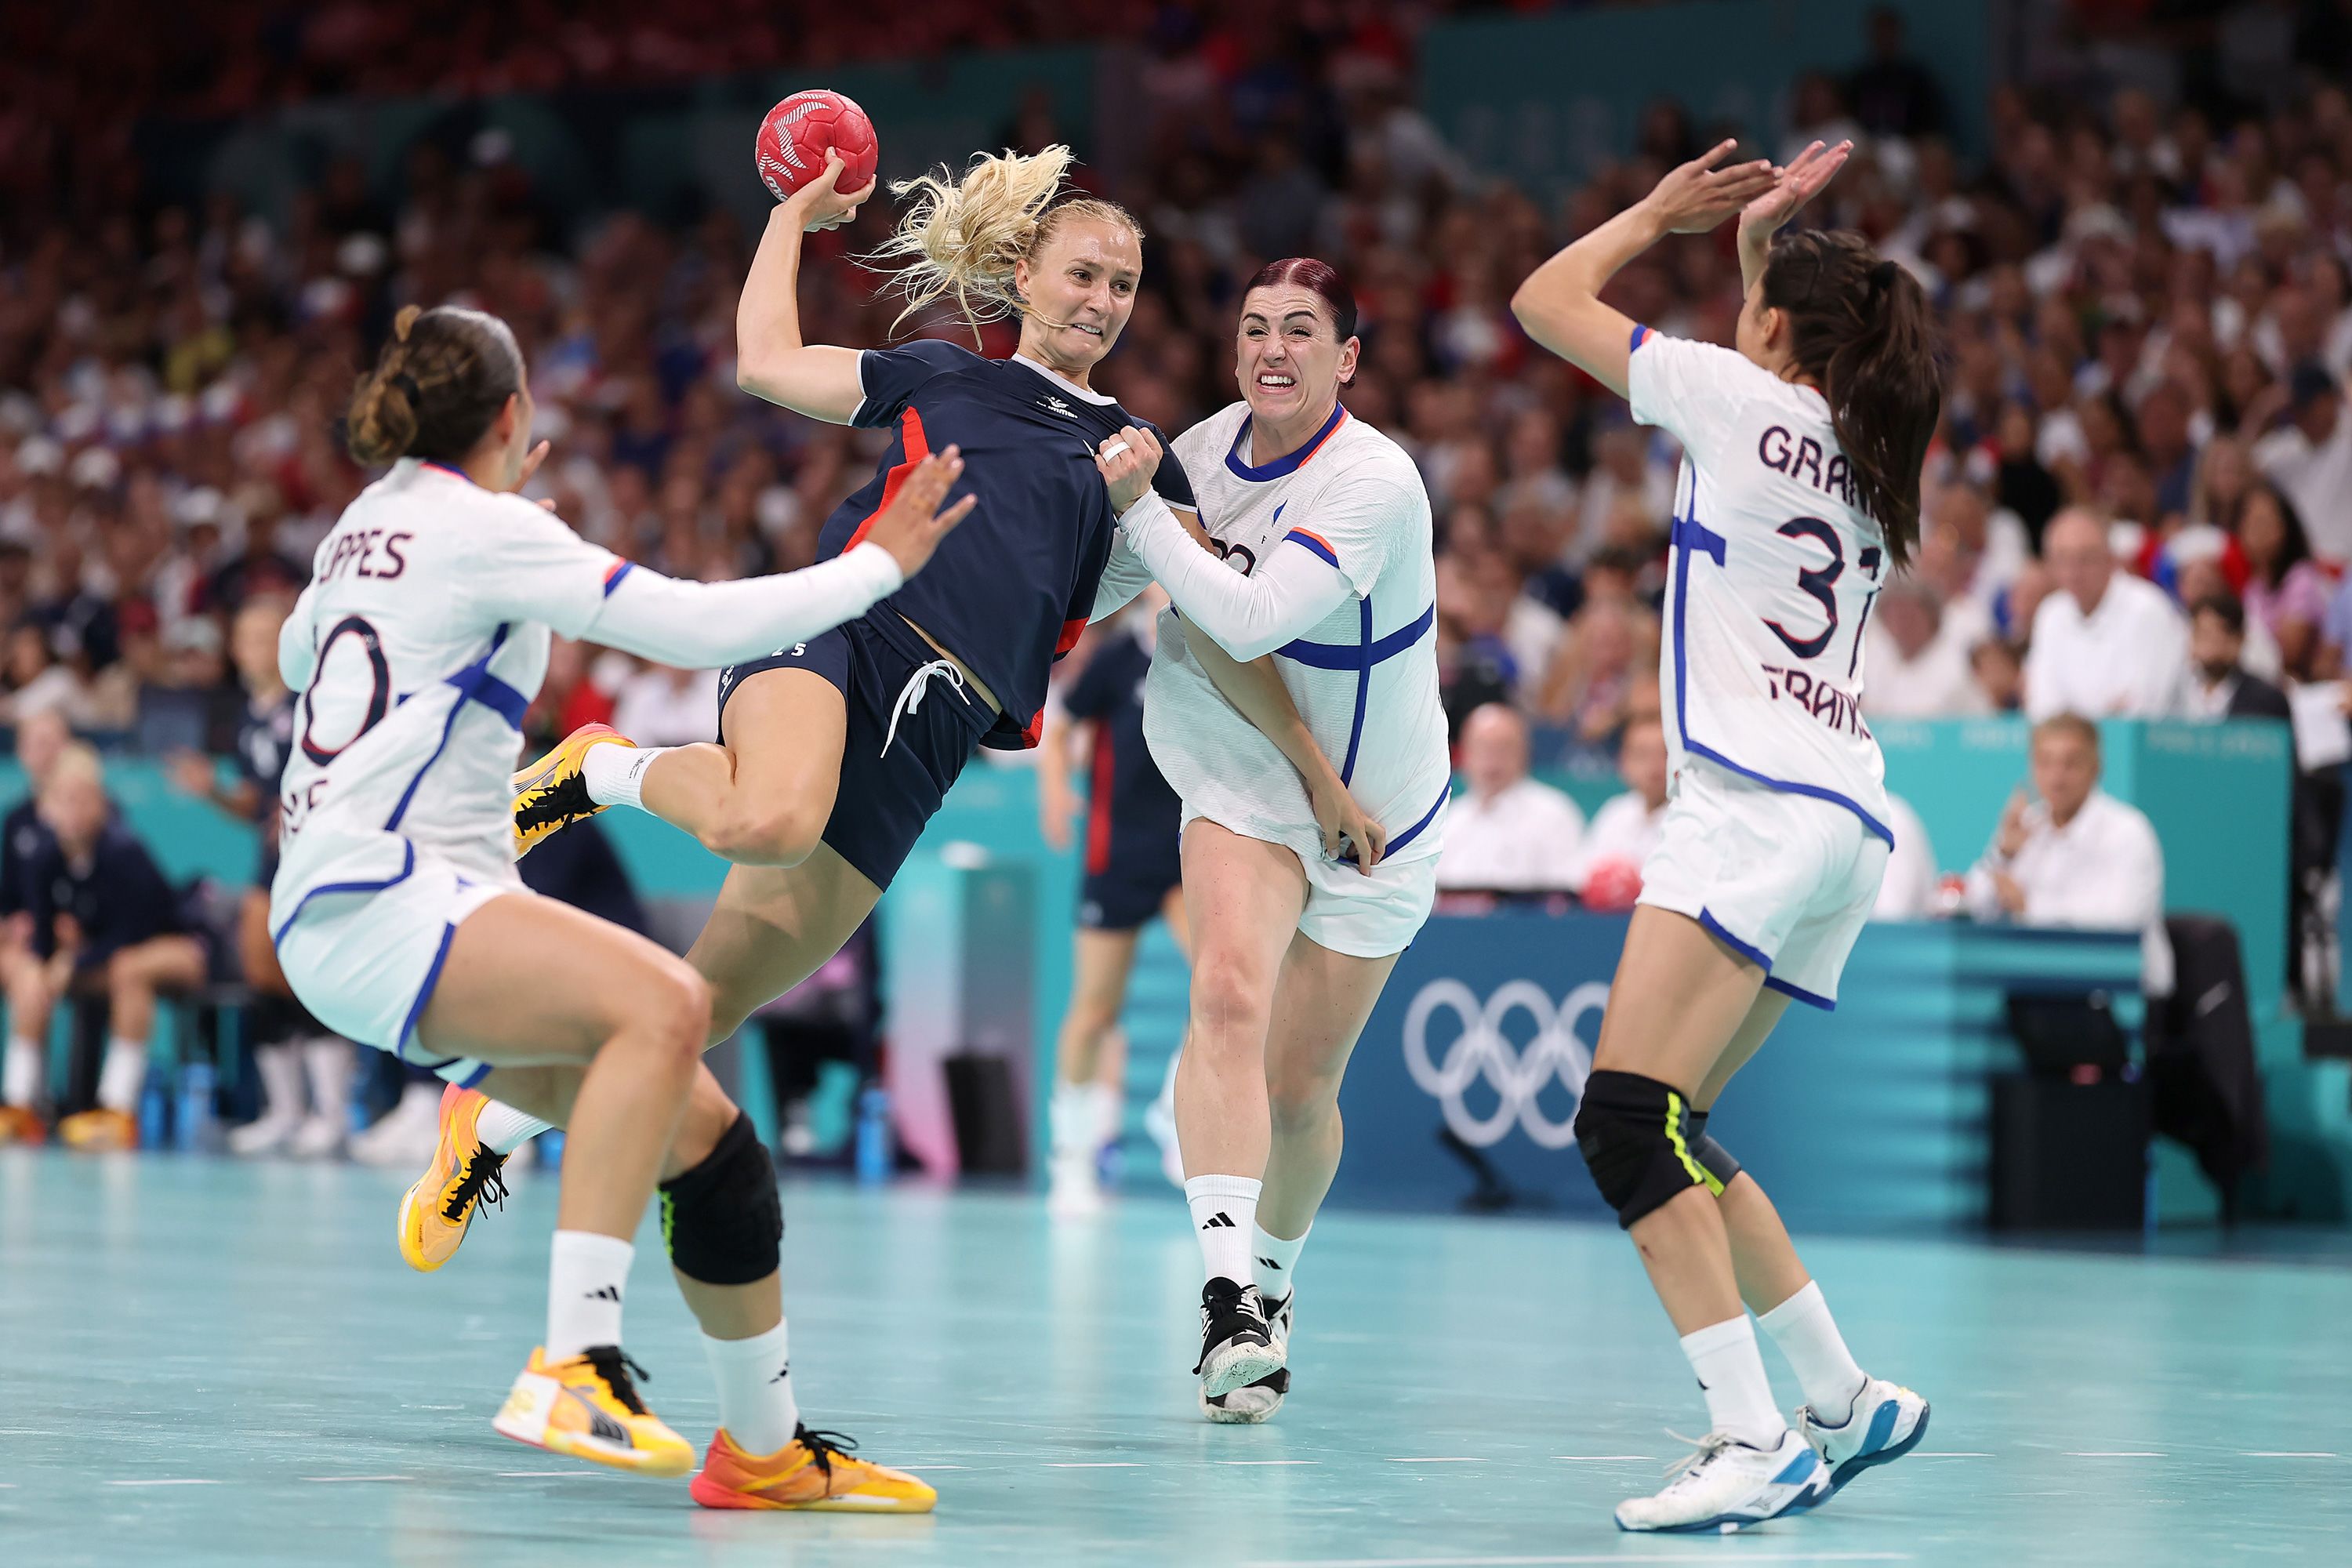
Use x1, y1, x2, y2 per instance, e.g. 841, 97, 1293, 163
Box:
880, 658, 971, 757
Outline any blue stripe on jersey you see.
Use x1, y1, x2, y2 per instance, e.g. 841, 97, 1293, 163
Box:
1631, 323, 1652, 350
1225, 401, 1347, 481
1340, 598, 1373, 784
601, 561, 635, 597
1285, 530, 1341, 569
1666, 495, 1895, 848
1385, 779, 1452, 857
270, 838, 416, 947
1277, 603, 1434, 669
386, 625, 514, 831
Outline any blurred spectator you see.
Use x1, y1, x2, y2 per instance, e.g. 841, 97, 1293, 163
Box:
1436, 703, 1585, 894
2232, 483, 2330, 677
1966, 715, 2173, 997
1874, 794, 1940, 920
2186, 593, 2292, 722
16, 745, 209, 1149
1967, 636, 2025, 713
2024, 509, 2187, 719
1863, 582, 1980, 716
0, 710, 70, 1141
609, 662, 720, 747
1568, 713, 1669, 910
1847, 6, 1947, 142
2253, 365, 2352, 561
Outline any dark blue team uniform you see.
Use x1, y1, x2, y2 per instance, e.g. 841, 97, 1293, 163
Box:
237, 691, 296, 884
718, 339, 1196, 889
1062, 621, 1181, 931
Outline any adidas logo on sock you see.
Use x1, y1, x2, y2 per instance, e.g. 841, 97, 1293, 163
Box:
1200, 1212, 1236, 1229
1256, 1256, 1279, 1269
585, 1285, 623, 1303
771, 1363, 793, 1383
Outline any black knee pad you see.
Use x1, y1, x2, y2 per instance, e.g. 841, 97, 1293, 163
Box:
1685, 1108, 1743, 1192
659, 1111, 782, 1286
1573, 1069, 1719, 1229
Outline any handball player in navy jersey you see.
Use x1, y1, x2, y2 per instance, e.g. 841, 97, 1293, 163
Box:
1039, 597, 1188, 1215
416, 143, 1374, 1378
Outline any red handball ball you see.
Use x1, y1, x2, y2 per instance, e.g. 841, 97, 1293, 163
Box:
755, 90, 878, 203
1580, 858, 1645, 913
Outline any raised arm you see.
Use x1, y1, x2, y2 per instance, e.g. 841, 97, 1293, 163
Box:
1509, 141, 1779, 399
735, 151, 880, 423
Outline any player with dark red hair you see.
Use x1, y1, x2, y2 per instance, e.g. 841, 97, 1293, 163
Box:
1092, 256, 1450, 1422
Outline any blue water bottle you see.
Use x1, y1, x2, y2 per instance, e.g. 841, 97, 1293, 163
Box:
177, 1058, 216, 1152
138, 1064, 169, 1149
854, 1082, 891, 1185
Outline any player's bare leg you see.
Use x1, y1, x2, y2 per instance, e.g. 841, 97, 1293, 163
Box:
1050, 927, 1142, 1215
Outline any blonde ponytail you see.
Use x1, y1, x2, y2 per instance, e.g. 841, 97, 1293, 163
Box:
866, 145, 1142, 340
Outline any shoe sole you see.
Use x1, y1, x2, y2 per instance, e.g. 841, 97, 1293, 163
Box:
689, 1473, 937, 1512
512, 727, 626, 856
1818, 1403, 1931, 1503
1200, 1341, 1287, 1399
1200, 1384, 1283, 1425
491, 1413, 692, 1479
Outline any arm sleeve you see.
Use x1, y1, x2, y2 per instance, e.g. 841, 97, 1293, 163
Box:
278, 581, 321, 692
1119, 493, 1356, 662
851, 339, 976, 430
1624, 331, 1751, 471
462, 500, 903, 666
1088, 534, 1156, 622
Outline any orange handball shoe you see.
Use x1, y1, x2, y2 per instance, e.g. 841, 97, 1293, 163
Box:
511, 723, 637, 856
397, 1083, 507, 1273
0, 1105, 48, 1145
56, 1107, 137, 1151
492, 1346, 694, 1478
691, 1425, 938, 1513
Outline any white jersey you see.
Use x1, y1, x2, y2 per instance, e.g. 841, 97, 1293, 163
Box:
269, 460, 638, 913
1140, 401, 1451, 864
1628, 329, 1895, 846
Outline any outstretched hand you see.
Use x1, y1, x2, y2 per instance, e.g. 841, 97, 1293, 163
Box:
862, 445, 977, 578
1740, 139, 1853, 248
1642, 140, 1783, 235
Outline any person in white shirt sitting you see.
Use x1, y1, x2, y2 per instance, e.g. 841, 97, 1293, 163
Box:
1862, 582, 1980, 717
1436, 702, 1585, 893
1964, 713, 2174, 996
2022, 507, 2188, 720
1566, 712, 1669, 910
1873, 794, 1940, 919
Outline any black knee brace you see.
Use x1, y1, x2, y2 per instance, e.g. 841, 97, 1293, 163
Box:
1573, 1069, 1720, 1229
659, 1111, 782, 1286
1684, 1108, 1744, 1192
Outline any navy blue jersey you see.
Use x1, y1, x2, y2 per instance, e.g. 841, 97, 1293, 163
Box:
822, 339, 1196, 749
235, 691, 297, 820
27, 824, 183, 969
0, 799, 52, 919
1062, 622, 1181, 877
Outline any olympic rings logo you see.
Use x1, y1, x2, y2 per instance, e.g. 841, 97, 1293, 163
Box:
1401, 978, 1610, 1149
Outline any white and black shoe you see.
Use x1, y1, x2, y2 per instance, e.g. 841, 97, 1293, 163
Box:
1202, 1290, 1289, 1423
1614, 1428, 1827, 1534
1193, 1277, 1284, 1399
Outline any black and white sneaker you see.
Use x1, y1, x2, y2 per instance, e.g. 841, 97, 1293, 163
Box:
1193, 1277, 1284, 1399
1202, 1291, 1290, 1424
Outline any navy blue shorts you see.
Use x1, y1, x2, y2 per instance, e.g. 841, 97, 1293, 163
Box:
717, 611, 989, 891
1080, 837, 1181, 931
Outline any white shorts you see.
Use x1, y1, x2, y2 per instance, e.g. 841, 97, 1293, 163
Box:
1181, 807, 1439, 960
271, 835, 515, 1087
1636, 758, 1889, 1009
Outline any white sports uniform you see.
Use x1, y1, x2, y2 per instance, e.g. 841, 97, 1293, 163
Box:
1628, 326, 1896, 1007
268, 458, 905, 1082
1100, 401, 1450, 958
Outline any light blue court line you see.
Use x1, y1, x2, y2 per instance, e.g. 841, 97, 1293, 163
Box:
1251, 1556, 1916, 1567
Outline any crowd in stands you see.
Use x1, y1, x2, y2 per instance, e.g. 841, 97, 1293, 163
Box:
2, 2, 2347, 1141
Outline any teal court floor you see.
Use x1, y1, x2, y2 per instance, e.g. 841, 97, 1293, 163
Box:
2, 1148, 2347, 1568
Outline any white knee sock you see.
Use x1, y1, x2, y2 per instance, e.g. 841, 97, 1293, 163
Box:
1251, 1220, 1308, 1305
583, 743, 672, 811
96, 1037, 147, 1113
5, 1034, 43, 1108
301, 1037, 352, 1128
702, 1319, 799, 1456
1757, 1280, 1867, 1420
479, 1100, 554, 1155
1050, 1080, 1116, 1156
1680, 1315, 1786, 1449
1185, 1174, 1261, 1286
252, 1043, 306, 1123
546, 1230, 634, 1361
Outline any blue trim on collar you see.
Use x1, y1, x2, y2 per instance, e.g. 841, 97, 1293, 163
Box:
419, 460, 477, 486
1225, 401, 1347, 482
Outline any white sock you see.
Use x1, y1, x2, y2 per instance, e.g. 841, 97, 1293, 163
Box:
1184, 1174, 1261, 1286
583, 742, 670, 811
96, 1037, 147, 1113
1050, 1079, 1115, 1156
545, 1229, 634, 1361
5, 1034, 43, 1108
1680, 1315, 1786, 1449
301, 1036, 352, 1127
253, 1043, 306, 1123
1757, 1279, 1868, 1420
1251, 1221, 1308, 1305
479, 1099, 555, 1156
702, 1319, 800, 1456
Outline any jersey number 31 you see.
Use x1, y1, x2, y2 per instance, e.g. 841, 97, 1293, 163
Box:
1760, 517, 1883, 680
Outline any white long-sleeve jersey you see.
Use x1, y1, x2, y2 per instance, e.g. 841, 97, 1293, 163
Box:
270, 458, 902, 915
